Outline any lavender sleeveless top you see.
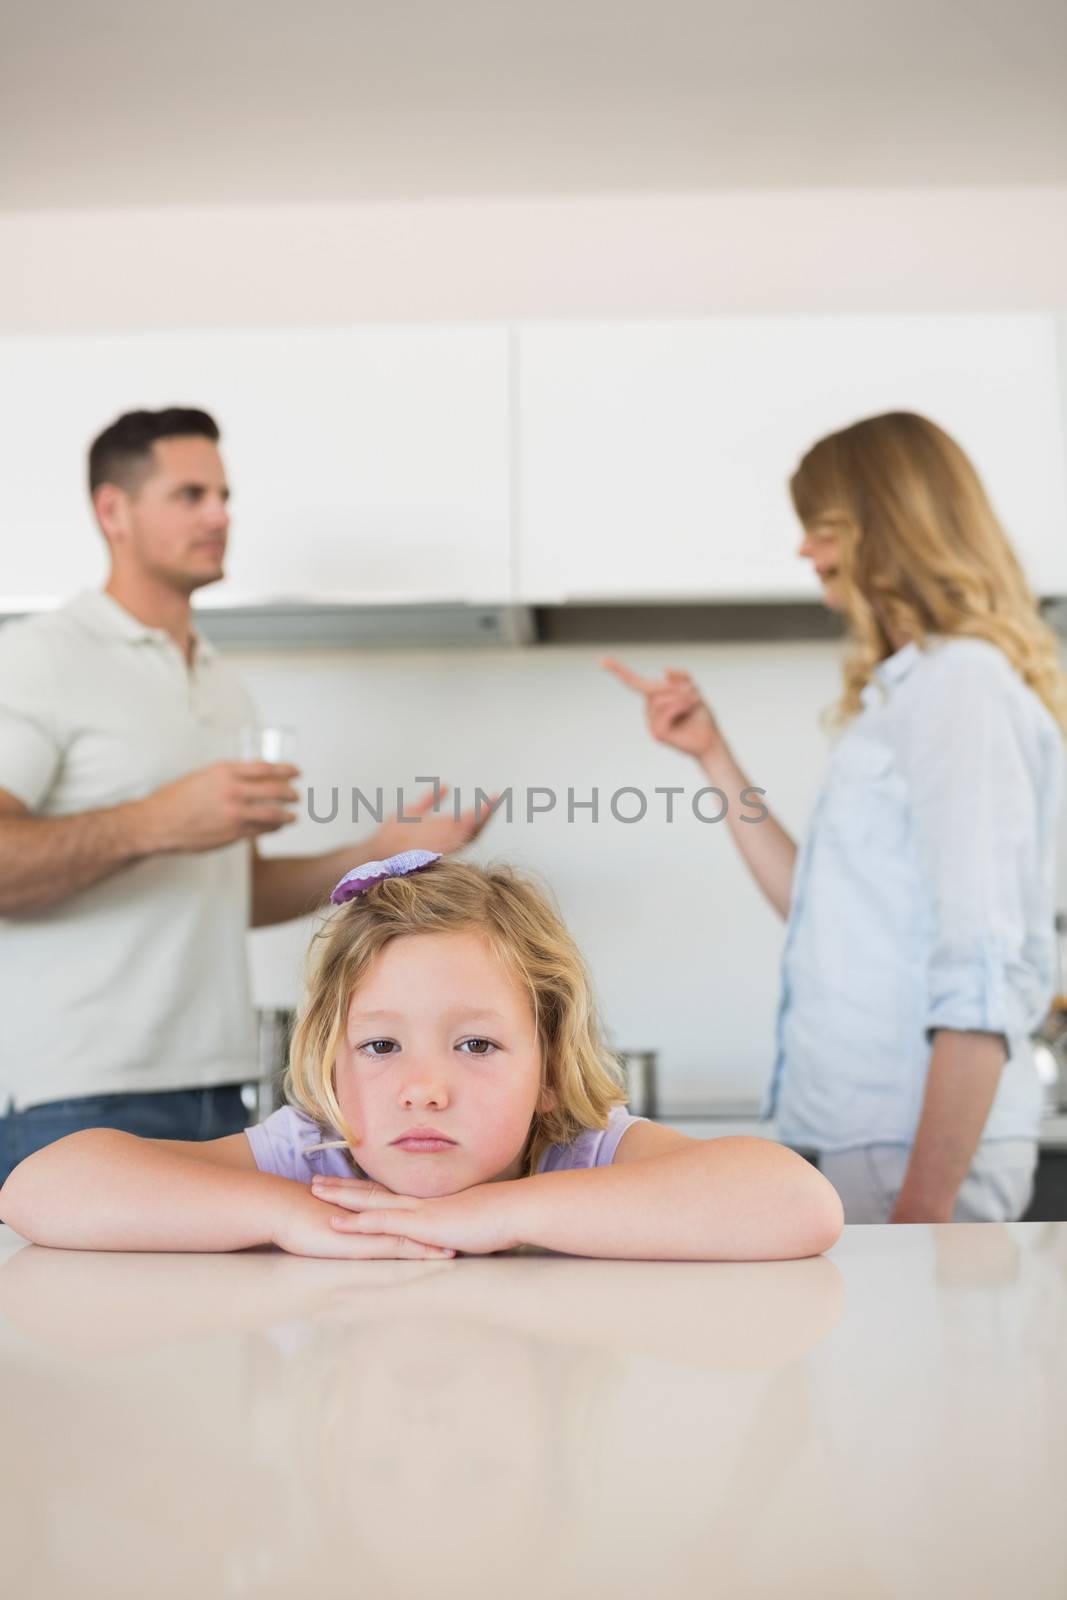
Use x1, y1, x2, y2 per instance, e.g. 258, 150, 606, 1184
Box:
245, 1103, 643, 1184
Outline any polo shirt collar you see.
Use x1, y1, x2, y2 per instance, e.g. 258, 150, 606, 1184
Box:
66, 589, 216, 660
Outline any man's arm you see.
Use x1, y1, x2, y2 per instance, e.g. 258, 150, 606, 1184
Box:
0, 788, 152, 914
251, 844, 375, 927
250, 786, 496, 927
0, 762, 299, 916
890, 1029, 1007, 1223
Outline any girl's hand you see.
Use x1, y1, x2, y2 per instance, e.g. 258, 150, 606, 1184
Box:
309, 1175, 525, 1256
603, 658, 722, 761
272, 1182, 458, 1261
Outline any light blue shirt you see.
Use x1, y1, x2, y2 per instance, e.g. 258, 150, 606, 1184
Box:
766, 636, 1064, 1152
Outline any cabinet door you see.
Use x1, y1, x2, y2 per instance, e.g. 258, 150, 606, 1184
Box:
517, 315, 1067, 602
0, 324, 512, 607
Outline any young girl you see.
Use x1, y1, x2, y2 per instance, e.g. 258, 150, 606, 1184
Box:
0, 851, 843, 1260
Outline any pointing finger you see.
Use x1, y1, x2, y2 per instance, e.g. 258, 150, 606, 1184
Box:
602, 657, 659, 695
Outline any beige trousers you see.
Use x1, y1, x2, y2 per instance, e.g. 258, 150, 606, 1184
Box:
817, 1140, 1038, 1224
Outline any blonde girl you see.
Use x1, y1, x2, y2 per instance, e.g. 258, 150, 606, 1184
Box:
609, 411, 1067, 1226
0, 851, 841, 1260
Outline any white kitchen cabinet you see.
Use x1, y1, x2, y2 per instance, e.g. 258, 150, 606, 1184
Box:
516, 314, 1067, 603
5, 314, 1066, 617
0, 324, 512, 607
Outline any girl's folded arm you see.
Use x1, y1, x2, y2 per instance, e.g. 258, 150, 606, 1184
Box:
509, 1132, 844, 1261
0, 1128, 296, 1253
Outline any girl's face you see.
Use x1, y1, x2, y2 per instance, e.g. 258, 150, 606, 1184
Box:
334, 930, 547, 1197
797, 521, 845, 610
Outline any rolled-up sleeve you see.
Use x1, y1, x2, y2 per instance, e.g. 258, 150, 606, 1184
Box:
0, 622, 64, 809
893, 644, 1056, 1043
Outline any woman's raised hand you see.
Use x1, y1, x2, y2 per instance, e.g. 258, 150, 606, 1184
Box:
603, 658, 722, 762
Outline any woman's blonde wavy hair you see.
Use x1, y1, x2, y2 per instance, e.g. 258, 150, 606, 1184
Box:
790, 411, 1067, 732
283, 859, 627, 1177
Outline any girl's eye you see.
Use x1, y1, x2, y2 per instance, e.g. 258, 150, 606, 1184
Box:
458, 1038, 498, 1057
360, 1040, 398, 1057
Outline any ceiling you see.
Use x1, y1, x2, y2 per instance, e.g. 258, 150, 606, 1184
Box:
3, 0, 1066, 208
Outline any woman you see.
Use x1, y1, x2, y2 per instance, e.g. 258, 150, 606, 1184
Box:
608, 411, 1067, 1224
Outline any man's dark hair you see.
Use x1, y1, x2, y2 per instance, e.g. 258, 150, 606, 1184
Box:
88, 407, 221, 496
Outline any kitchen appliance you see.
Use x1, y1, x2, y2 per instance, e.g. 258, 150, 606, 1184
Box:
617, 1050, 659, 1119
249, 1008, 295, 1122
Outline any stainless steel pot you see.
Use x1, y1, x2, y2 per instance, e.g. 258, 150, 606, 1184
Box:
616, 1049, 659, 1118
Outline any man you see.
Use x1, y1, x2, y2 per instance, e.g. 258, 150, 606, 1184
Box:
0, 408, 486, 1181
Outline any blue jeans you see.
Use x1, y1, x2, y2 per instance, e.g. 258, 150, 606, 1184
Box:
0, 1084, 250, 1188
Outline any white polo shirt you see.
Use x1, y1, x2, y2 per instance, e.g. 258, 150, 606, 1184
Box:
0, 590, 258, 1110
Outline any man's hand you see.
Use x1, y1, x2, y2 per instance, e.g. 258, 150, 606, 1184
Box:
373, 785, 495, 860
251, 780, 500, 929
272, 1181, 458, 1260
309, 1173, 526, 1255
135, 760, 301, 853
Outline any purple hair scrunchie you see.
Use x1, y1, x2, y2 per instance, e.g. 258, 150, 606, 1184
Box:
330, 849, 443, 905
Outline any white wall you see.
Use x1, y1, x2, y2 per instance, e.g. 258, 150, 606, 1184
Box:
3, 187, 1067, 333
237, 624, 1067, 1111
237, 639, 844, 1109
6, 184, 1067, 1107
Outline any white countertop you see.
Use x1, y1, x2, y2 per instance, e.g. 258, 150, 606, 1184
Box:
1036, 1112, 1067, 1147
1, 1220, 1066, 1598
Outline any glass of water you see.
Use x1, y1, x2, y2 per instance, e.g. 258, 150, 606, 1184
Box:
237, 725, 297, 764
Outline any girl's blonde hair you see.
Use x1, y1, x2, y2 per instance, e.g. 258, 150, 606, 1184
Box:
284, 858, 626, 1176
789, 411, 1067, 732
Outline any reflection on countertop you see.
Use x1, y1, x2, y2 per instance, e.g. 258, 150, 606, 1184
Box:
1, 1222, 1067, 1597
